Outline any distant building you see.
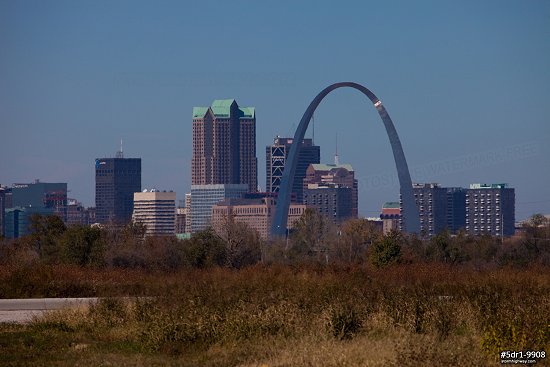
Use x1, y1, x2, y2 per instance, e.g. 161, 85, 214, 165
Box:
11, 180, 68, 222
4, 206, 52, 238
303, 183, 353, 225
0, 187, 5, 237
192, 99, 257, 192
380, 202, 401, 234
446, 187, 467, 233
175, 206, 190, 235
184, 193, 192, 233
303, 163, 358, 217
410, 183, 448, 237
132, 190, 176, 236
212, 196, 307, 240
190, 184, 249, 233
95, 152, 141, 224
465, 183, 515, 237
66, 199, 87, 226
265, 136, 320, 203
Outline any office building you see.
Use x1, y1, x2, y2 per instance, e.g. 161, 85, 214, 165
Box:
175, 207, 188, 235
380, 202, 401, 234
0, 187, 5, 237
4, 206, 52, 238
266, 136, 320, 203
410, 183, 448, 237
192, 99, 257, 192
95, 151, 141, 224
303, 163, 358, 217
212, 196, 307, 240
190, 184, 249, 233
446, 187, 467, 233
66, 199, 87, 226
10, 180, 67, 221
132, 190, 176, 236
465, 183, 515, 236
184, 193, 191, 233
303, 183, 353, 225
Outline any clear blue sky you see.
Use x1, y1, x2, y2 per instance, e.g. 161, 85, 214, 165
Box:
1, 0, 549, 220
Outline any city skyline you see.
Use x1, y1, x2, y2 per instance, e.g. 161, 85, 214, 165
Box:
1, 1, 549, 221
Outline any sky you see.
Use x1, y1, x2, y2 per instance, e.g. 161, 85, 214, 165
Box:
1, 0, 549, 221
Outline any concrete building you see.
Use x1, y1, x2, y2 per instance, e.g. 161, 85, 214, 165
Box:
11, 180, 67, 222
380, 202, 401, 234
66, 199, 86, 226
265, 136, 320, 203
184, 193, 191, 233
465, 183, 515, 237
409, 183, 448, 237
303, 183, 353, 225
132, 190, 176, 236
303, 163, 358, 218
192, 99, 257, 193
446, 187, 467, 233
95, 151, 141, 224
175, 207, 189, 235
190, 184, 249, 233
212, 196, 307, 240
0, 187, 5, 237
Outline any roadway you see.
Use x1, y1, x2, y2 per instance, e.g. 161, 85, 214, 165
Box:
0, 298, 99, 324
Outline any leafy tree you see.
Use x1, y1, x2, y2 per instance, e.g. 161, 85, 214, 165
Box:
60, 225, 105, 266
370, 230, 402, 268
216, 214, 262, 268
289, 208, 337, 263
334, 218, 380, 263
183, 228, 227, 268
29, 214, 66, 262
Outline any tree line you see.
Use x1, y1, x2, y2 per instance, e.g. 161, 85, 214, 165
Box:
1, 210, 549, 270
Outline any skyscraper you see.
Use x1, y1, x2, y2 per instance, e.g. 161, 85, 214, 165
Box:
95, 151, 141, 224
192, 99, 257, 192
266, 136, 320, 203
0, 187, 5, 237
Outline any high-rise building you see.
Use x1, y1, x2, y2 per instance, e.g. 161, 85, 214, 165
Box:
303, 163, 358, 217
265, 136, 320, 203
4, 206, 52, 238
446, 187, 466, 233
380, 202, 401, 234
410, 183, 448, 237
11, 180, 68, 222
95, 153, 141, 224
132, 189, 176, 236
212, 196, 307, 240
303, 183, 353, 225
0, 187, 5, 237
192, 99, 257, 192
190, 184, 249, 233
465, 183, 515, 237
184, 193, 192, 233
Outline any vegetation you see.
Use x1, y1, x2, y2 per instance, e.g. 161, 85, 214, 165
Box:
0, 213, 549, 366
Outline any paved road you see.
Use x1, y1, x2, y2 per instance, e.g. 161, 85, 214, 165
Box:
0, 298, 99, 324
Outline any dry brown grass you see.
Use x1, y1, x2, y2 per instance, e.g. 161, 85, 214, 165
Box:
1, 263, 549, 366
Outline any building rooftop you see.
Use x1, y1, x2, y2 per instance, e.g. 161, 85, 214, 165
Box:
192, 99, 255, 119
469, 183, 509, 189
310, 163, 354, 172
382, 202, 400, 209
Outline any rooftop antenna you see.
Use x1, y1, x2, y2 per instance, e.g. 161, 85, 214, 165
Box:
116, 138, 124, 158
334, 132, 339, 165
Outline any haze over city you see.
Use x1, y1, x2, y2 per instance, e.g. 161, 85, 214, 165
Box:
1, 0, 549, 221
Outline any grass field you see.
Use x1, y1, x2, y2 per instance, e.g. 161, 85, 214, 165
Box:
0, 263, 549, 366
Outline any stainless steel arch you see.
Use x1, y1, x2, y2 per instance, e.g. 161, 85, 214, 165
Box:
270, 82, 421, 237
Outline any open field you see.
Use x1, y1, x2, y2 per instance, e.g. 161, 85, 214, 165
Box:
0, 263, 549, 366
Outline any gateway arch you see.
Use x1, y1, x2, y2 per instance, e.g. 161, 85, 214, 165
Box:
270, 82, 421, 238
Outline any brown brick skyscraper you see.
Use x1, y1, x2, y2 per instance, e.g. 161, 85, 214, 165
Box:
192, 99, 257, 192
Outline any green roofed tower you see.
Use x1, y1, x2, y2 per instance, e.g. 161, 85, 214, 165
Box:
192, 99, 257, 192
